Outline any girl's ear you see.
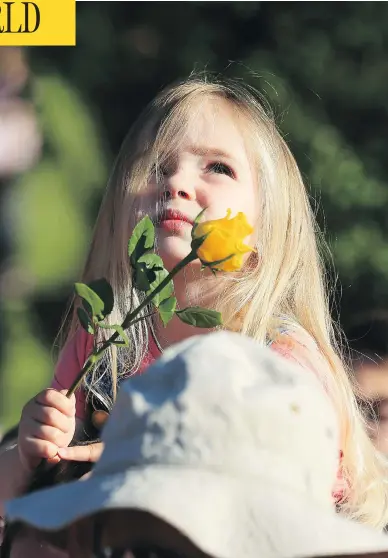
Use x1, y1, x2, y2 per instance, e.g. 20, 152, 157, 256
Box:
244, 249, 259, 272
91, 410, 110, 431
85, 395, 111, 439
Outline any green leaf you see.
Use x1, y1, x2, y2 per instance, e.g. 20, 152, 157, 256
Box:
77, 307, 94, 334
138, 253, 164, 270
147, 268, 174, 308
136, 253, 173, 307
176, 307, 222, 328
75, 282, 104, 318
128, 216, 155, 266
159, 296, 177, 326
74, 279, 114, 319
87, 278, 114, 317
133, 253, 165, 292
96, 321, 112, 329
133, 262, 154, 291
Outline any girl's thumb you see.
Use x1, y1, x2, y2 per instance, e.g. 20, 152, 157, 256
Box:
60, 389, 76, 400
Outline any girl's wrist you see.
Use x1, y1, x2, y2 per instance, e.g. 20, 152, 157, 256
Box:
0, 444, 33, 516
16, 445, 48, 486
11, 443, 35, 488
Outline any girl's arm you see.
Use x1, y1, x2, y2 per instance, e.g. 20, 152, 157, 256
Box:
0, 443, 30, 517
0, 330, 91, 517
0, 388, 76, 518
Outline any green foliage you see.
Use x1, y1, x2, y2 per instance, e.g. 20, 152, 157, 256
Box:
128, 216, 155, 266
97, 323, 130, 347
133, 254, 164, 292
146, 267, 174, 308
159, 296, 177, 326
176, 307, 223, 328
77, 307, 94, 334
75, 279, 114, 320
87, 279, 115, 317
1, 304, 52, 429
13, 160, 89, 289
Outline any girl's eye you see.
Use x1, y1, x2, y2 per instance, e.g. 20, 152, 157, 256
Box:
206, 161, 235, 179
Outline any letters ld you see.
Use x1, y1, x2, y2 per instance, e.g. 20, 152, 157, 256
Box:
0, 2, 40, 33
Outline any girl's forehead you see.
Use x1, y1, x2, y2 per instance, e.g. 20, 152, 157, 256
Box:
162, 96, 253, 161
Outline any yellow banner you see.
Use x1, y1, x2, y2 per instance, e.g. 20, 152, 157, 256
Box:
0, 0, 76, 46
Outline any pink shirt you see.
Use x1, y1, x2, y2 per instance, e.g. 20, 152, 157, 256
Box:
50, 329, 160, 419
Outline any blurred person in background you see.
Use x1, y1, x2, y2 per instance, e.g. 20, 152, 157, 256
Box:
349, 315, 388, 456
0, 46, 41, 552
0, 47, 42, 433
0, 46, 42, 436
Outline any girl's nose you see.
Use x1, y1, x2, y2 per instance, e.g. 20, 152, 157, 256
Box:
161, 171, 196, 202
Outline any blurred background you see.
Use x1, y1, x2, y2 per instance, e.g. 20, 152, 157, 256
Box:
1, 2, 388, 441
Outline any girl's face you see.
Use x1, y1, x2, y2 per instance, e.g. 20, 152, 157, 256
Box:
144, 98, 260, 270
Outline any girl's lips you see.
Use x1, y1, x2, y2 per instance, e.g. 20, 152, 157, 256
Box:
158, 209, 194, 224
159, 219, 191, 233
157, 209, 194, 233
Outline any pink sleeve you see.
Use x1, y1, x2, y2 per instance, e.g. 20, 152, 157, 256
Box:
50, 329, 94, 420
269, 329, 331, 387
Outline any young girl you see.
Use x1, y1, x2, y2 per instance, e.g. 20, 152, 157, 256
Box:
1, 73, 387, 532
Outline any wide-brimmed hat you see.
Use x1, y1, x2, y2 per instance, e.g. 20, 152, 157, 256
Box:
6, 331, 388, 558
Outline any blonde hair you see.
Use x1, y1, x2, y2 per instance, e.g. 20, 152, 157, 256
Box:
59, 73, 388, 529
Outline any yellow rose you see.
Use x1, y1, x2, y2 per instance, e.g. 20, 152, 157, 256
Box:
192, 209, 255, 272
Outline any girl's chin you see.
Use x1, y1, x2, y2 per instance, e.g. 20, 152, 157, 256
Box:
156, 236, 197, 270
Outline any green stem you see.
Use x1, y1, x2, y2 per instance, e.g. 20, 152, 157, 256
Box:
126, 311, 156, 327
66, 250, 197, 397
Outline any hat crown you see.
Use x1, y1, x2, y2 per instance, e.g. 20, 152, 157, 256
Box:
96, 332, 340, 505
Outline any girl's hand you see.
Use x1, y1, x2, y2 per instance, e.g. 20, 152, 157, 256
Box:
57, 442, 104, 463
18, 389, 76, 472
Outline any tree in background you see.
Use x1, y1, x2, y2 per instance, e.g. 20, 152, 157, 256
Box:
0, 47, 42, 434
1, 2, 388, 428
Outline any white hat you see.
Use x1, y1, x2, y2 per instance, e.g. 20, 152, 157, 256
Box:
5, 331, 388, 558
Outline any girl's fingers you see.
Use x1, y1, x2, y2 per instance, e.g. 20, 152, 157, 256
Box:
29, 406, 73, 433
46, 455, 61, 465
57, 442, 104, 463
23, 437, 59, 460
28, 423, 65, 445
34, 389, 76, 417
